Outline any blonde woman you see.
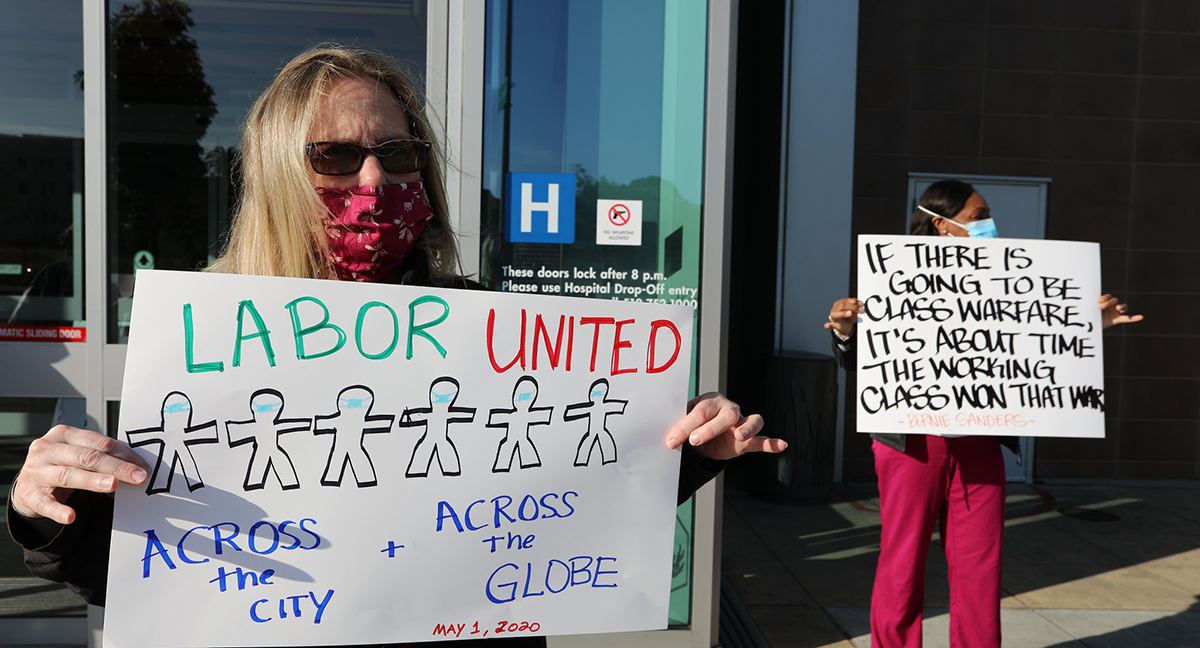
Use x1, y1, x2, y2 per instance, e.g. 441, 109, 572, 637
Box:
8, 46, 784, 647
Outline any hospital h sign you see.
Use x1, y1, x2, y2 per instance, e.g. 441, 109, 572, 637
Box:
505, 172, 576, 244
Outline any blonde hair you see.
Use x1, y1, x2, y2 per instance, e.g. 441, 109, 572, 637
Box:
208, 45, 459, 281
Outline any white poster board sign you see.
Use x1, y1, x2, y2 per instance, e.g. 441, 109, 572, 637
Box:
106, 270, 693, 648
855, 235, 1104, 438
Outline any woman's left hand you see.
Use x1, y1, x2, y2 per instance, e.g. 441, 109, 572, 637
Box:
1099, 294, 1144, 330
665, 392, 786, 460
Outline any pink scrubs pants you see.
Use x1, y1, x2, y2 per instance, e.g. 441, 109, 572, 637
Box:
870, 435, 1005, 648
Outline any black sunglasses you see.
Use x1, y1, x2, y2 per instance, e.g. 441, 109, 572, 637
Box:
305, 139, 431, 176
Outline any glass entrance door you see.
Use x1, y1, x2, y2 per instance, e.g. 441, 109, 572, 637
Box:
478, 0, 710, 628
1, 2, 430, 644
0, 1, 89, 636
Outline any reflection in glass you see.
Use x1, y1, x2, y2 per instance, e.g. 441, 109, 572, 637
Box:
0, 2, 84, 326
108, 0, 429, 341
109, 0, 219, 346
480, 0, 706, 311
481, 0, 709, 628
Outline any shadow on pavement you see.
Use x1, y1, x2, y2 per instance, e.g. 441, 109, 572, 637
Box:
721, 479, 1200, 648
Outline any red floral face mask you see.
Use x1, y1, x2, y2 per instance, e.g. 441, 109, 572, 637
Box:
316, 182, 433, 282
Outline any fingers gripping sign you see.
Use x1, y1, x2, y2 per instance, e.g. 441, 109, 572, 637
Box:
824, 297, 863, 340
13, 425, 150, 523
665, 392, 784, 461
1099, 293, 1144, 330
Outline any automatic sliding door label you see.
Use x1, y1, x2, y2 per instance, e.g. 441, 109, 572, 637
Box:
0, 325, 87, 342
855, 235, 1104, 439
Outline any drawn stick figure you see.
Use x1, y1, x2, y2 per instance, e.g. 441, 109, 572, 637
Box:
487, 376, 553, 472
564, 378, 627, 467
126, 391, 219, 495
226, 389, 310, 491
402, 377, 476, 477
314, 385, 394, 487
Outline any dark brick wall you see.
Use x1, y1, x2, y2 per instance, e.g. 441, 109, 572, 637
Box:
846, 0, 1200, 481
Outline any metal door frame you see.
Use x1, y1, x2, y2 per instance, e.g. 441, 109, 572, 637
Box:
431, 1, 737, 645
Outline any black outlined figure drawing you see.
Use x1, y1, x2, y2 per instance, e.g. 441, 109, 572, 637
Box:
314, 385, 394, 487
487, 376, 553, 472
564, 378, 627, 467
225, 389, 310, 491
401, 377, 476, 477
125, 391, 219, 495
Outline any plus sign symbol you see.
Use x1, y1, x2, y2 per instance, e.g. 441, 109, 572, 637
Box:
608, 203, 631, 227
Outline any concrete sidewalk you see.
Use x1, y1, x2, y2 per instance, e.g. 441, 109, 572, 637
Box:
721, 481, 1200, 648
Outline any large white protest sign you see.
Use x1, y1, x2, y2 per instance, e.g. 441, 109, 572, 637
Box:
105, 270, 693, 648
855, 235, 1104, 438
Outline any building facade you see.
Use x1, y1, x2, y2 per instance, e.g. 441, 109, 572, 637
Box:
3, 1, 1197, 646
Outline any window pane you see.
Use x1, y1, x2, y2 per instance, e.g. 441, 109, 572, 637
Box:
0, 1, 85, 327
480, 0, 708, 628
107, 0, 429, 342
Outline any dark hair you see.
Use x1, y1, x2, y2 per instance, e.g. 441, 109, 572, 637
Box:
910, 179, 975, 237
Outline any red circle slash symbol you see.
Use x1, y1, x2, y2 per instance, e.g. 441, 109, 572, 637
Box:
608, 204, 631, 227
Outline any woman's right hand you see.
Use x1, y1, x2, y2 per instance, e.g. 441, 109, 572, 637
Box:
824, 297, 863, 339
10, 425, 149, 524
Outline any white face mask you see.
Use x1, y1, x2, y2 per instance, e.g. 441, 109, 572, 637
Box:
943, 217, 999, 239
918, 205, 999, 238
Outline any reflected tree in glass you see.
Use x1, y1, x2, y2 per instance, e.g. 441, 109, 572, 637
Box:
110, 0, 217, 276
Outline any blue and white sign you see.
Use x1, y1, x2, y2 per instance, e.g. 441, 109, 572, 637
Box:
505, 172, 576, 244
